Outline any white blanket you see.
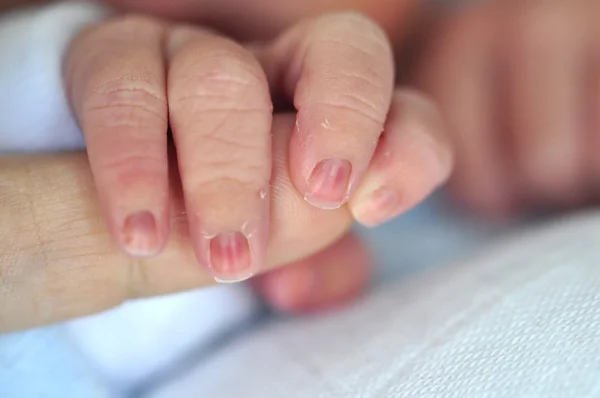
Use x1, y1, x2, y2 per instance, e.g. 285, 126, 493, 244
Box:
151, 210, 600, 397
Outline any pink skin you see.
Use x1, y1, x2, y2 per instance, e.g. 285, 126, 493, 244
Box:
68, 17, 271, 282
254, 91, 452, 313
87, 0, 435, 311
165, 26, 273, 282
350, 90, 453, 227
66, 17, 171, 259
266, 13, 395, 210
66, 12, 453, 306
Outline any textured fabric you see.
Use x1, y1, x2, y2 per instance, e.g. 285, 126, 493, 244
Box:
150, 211, 600, 398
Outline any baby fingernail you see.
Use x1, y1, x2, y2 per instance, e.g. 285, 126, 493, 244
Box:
352, 187, 401, 227
194, 189, 269, 283
122, 211, 160, 257
305, 158, 352, 210
209, 231, 253, 283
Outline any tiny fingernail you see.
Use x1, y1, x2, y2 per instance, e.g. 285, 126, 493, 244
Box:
304, 158, 352, 210
209, 232, 253, 283
352, 187, 401, 227
122, 211, 160, 257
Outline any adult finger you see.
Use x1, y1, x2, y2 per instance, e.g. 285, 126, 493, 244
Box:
0, 115, 352, 333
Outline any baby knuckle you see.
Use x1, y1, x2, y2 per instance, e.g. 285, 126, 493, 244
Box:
84, 77, 167, 125
202, 130, 266, 160
193, 161, 267, 191
192, 135, 268, 185
322, 89, 387, 128
174, 62, 270, 112
98, 146, 164, 177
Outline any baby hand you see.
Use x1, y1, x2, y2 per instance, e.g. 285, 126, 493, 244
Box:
65, 12, 452, 282
413, 0, 600, 216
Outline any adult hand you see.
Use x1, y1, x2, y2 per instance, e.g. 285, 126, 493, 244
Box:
0, 116, 355, 332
